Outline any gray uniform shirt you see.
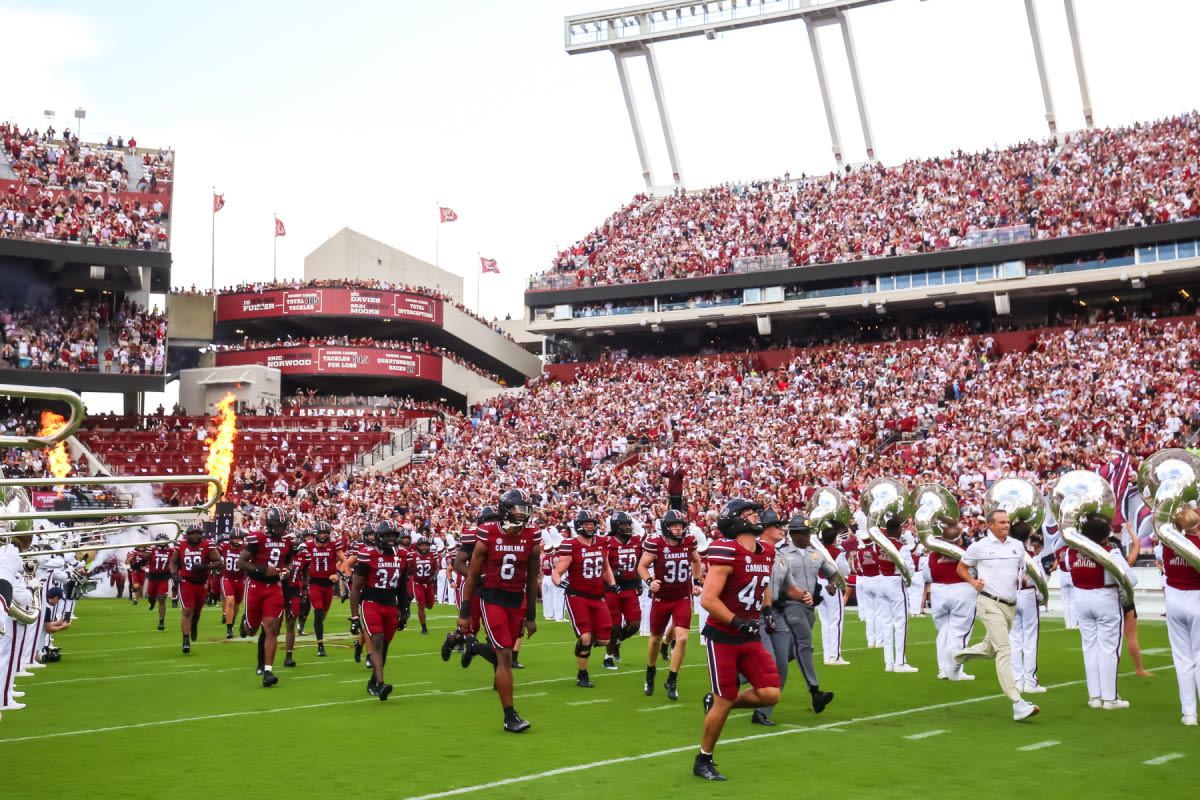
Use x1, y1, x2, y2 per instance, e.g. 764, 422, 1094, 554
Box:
771, 539, 837, 606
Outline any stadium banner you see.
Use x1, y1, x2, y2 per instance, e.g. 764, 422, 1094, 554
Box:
216, 288, 443, 325
215, 347, 443, 380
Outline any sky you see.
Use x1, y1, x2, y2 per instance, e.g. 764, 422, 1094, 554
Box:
3, 0, 1199, 327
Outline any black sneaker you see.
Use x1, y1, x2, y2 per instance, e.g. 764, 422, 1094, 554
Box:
703, 693, 715, 715
812, 690, 834, 714
367, 680, 380, 697
378, 683, 393, 701
256, 663, 265, 675
182, 641, 191, 655
354, 641, 363, 663
577, 673, 594, 688
693, 756, 726, 782
262, 672, 278, 687
603, 656, 617, 670
504, 713, 531, 733
317, 644, 327, 658
441, 633, 458, 662
644, 677, 655, 696
751, 710, 776, 726
666, 680, 678, 701
512, 659, 525, 669
284, 654, 296, 668
660, 641, 671, 662
461, 636, 477, 669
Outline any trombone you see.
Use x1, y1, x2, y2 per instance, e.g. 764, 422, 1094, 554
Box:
0, 384, 86, 448
0, 475, 224, 525
24, 520, 186, 557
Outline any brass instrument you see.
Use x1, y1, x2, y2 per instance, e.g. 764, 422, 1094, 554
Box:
911, 483, 965, 560
860, 477, 914, 586
1137, 448, 1200, 574
805, 487, 850, 592
1049, 470, 1134, 603
983, 477, 1050, 600
0, 485, 41, 627
0, 384, 86, 448
0, 475, 223, 526
26, 520, 185, 557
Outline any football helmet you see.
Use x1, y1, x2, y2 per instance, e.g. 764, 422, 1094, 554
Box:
231, 527, 247, 542
478, 505, 500, 525
185, 523, 205, 540
416, 535, 432, 552
375, 521, 400, 551
361, 523, 376, 545
660, 509, 687, 541
575, 509, 599, 537
758, 509, 783, 529
314, 521, 332, 542
154, 532, 170, 542
611, 511, 634, 540
717, 498, 764, 537
264, 506, 288, 532
498, 489, 532, 528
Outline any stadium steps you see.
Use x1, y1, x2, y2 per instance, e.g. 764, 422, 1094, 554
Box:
355, 418, 435, 473
124, 154, 144, 185
0, 161, 14, 180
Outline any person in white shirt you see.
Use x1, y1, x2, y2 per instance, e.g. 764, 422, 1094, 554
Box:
955, 510, 1040, 721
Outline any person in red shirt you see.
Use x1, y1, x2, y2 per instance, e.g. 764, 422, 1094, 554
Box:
125, 547, 148, 606
639, 509, 701, 701
237, 507, 296, 687
219, 529, 246, 639
552, 509, 616, 688
694, 498, 780, 782
409, 534, 439, 635
350, 521, 410, 700
304, 521, 344, 657
457, 489, 540, 733
282, 535, 308, 668
144, 536, 173, 631
602, 511, 643, 669
168, 524, 219, 654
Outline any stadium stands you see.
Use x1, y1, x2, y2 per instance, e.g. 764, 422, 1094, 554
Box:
533, 111, 1200, 290
0, 298, 166, 375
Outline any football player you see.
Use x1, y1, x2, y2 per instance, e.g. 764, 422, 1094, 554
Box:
145, 534, 173, 630
219, 529, 247, 639
409, 534, 438, 635
603, 511, 643, 669
350, 520, 410, 700
305, 521, 344, 657
639, 509, 702, 700
553, 509, 616, 688
168, 524, 220, 654
457, 489, 540, 732
237, 506, 296, 687
282, 531, 308, 667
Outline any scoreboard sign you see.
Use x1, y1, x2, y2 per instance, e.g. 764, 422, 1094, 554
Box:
217, 288, 443, 325
215, 347, 443, 381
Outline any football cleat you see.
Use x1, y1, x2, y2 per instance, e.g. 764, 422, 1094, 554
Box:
751, 711, 776, 726
255, 663, 265, 676
378, 683, 393, 701
644, 677, 654, 696
317, 644, 327, 658
182, 641, 191, 655
812, 690, 834, 714
367, 680, 380, 697
441, 632, 458, 662
365, 653, 374, 669
603, 656, 617, 670
156, 622, 165, 631
612, 641, 622, 663
297, 625, 306, 637
504, 713, 532, 733
354, 641, 363, 663
577, 673, 594, 688
226, 627, 234, 640
512, 659, 525, 669
693, 756, 726, 782
666, 680, 679, 701
262, 672, 279, 688
284, 654, 297, 668
660, 641, 671, 662
703, 693, 715, 715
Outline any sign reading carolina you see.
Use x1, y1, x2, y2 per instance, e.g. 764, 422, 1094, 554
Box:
215, 347, 443, 381
217, 288, 443, 325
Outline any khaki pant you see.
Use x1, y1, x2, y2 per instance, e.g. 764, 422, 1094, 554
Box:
959, 594, 1022, 702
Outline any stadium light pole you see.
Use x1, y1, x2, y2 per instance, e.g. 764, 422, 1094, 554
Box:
74, 107, 86, 141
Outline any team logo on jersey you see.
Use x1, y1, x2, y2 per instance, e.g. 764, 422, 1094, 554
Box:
745, 556, 751, 564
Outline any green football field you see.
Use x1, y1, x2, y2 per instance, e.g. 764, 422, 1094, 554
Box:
1, 600, 1196, 799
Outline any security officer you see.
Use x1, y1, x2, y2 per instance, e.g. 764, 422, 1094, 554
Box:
754, 513, 836, 725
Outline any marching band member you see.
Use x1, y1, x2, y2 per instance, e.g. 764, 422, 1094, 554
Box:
817, 522, 851, 666
921, 520, 975, 681
1163, 508, 1200, 725
864, 518, 917, 672
1008, 520, 1046, 694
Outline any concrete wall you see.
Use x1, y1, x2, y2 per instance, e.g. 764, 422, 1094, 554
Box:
167, 293, 215, 345
442, 305, 542, 380
179, 364, 281, 416
304, 228, 463, 303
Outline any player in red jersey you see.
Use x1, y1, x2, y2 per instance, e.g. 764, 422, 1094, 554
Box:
145, 535, 174, 630
694, 498, 780, 782
350, 520, 410, 700
409, 534, 438, 635
305, 521, 344, 657
553, 509, 616, 688
126, 547, 148, 606
351, 524, 373, 665
457, 489, 540, 733
219, 529, 247, 639
282, 534, 308, 668
169, 524, 220, 654
639, 509, 702, 700
443, 506, 498, 664
602, 511, 643, 670
237, 506, 296, 687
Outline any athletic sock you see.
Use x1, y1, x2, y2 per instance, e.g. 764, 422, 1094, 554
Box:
668, 670, 678, 683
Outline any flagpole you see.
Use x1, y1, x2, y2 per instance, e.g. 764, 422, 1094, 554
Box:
211, 187, 216, 291
435, 202, 440, 268
476, 252, 481, 316
273, 214, 277, 283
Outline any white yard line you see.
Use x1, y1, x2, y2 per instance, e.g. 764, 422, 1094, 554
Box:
565, 699, 611, 706
904, 730, 949, 740
1143, 753, 1184, 766
1017, 741, 1060, 751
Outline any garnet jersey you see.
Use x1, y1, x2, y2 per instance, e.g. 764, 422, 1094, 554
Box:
561, 535, 609, 595
705, 537, 775, 639
306, 542, 340, 580
288, 546, 308, 588
175, 540, 215, 581
147, 544, 173, 574
1065, 548, 1110, 590
606, 534, 643, 585
475, 521, 538, 597
409, 550, 438, 586
642, 533, 698, 602
859, 539, 902, 576
220, 542, 244, 580
358, 545, 411, 606
1163, 532, 1200, 590
242, 531, 296, 580
126, 549, 149, 572
928, 551, 965, 584
458, 527, 478, 556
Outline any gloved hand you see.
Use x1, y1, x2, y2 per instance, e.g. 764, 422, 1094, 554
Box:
349, 616, 362, 635
731, 615, 759, 637
761, 606, 778, 635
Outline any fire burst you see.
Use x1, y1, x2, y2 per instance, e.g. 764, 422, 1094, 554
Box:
39, 411, 73, 495
204, 393, 238, 508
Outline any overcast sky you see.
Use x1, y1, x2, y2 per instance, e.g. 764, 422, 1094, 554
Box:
3, 0, 1198, 326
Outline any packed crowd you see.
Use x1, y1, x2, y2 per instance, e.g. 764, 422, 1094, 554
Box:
0, 297, 166, 376
215, 336, 507, 385
537, 112, 1200, 289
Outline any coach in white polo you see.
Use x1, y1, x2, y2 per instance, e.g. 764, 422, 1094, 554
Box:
954, 509, 1039, 721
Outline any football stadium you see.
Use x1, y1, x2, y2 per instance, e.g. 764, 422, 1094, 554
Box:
2, 1, 1199, 797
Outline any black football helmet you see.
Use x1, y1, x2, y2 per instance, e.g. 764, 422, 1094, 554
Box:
416, 535, 432, 552
361, 523, 376, 545
717, 498, 764, 537
575, 509, 599, 537
611, 511, 634, 541
758, 509, 783, 529
375, 520, 400, 551
314, 521, 332, 542
185, 523, 205, 541
231, 527, 247, 543
498, 489, 532, 528
660, 509, 687, 541
264, 506, 288, 533
478, 505, 500, 525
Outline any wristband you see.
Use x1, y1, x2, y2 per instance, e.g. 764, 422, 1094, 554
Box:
525, 610, 536, 621
458, 602, 471, 619
693, 578, 703, 587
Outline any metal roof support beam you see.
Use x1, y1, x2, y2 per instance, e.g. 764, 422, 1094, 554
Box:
1063, 0, 1094, 129
642, 43, 685, 188
837, 10, 876, 161
806, 16, 845, 166
1024, 0, 1058, 135
612, 47, 655, 189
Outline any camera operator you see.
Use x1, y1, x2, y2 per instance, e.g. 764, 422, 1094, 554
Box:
42, 586, 72, 657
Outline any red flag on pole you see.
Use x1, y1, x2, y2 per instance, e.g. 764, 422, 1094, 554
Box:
439, 207, 458, 223
274, 217, 287, 237
213, 193, 225, 213
480, 257, 499, 274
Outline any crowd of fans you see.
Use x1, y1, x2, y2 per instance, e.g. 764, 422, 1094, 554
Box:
0, 297, 166, 375
215, 335, 507, 385
536, 111, 1200, 289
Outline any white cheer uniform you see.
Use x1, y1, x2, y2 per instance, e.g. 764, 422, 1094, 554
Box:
1162, 532, 1200, 720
